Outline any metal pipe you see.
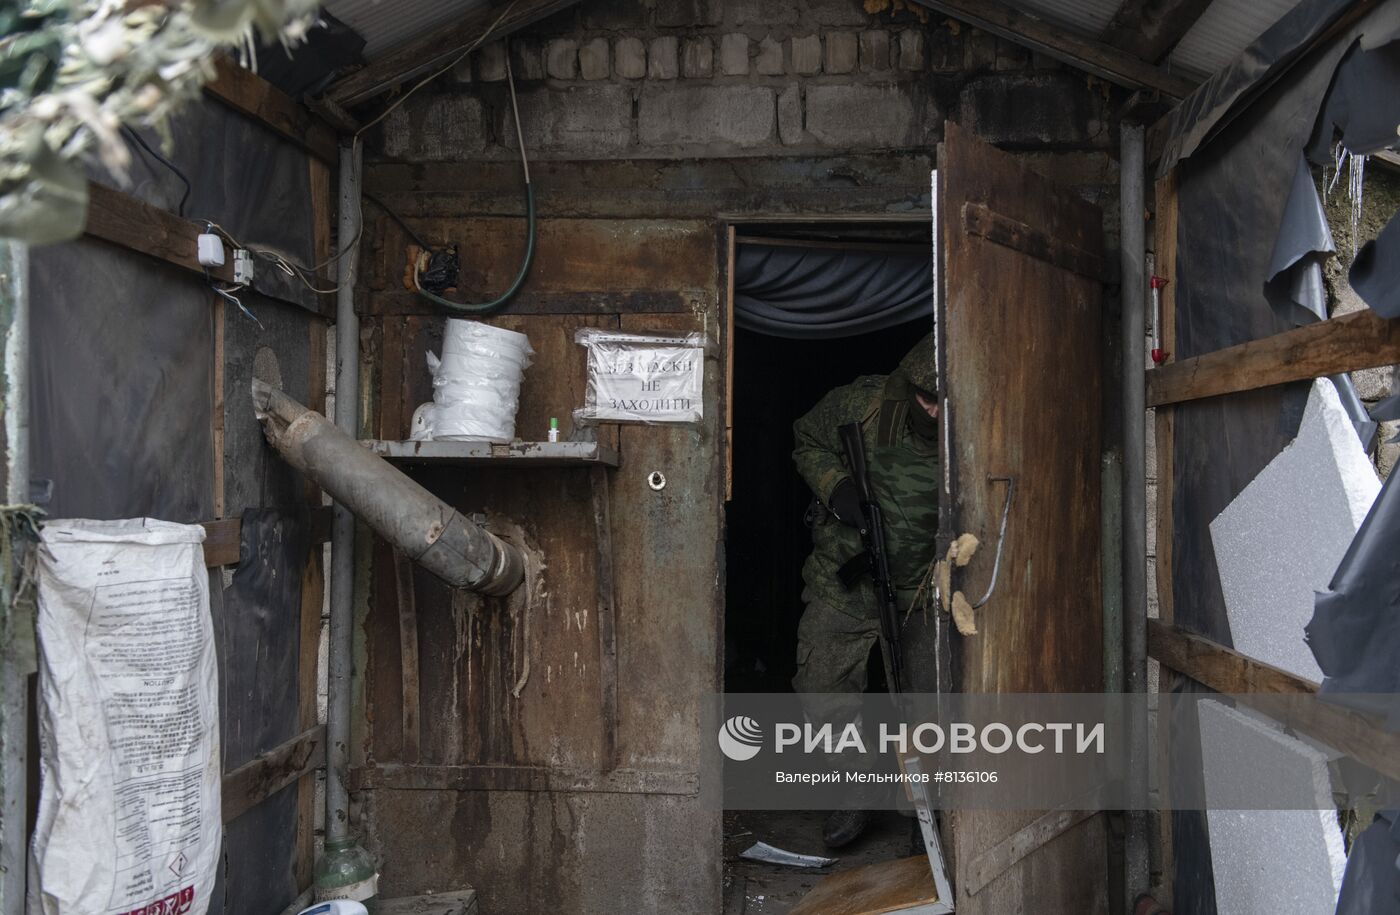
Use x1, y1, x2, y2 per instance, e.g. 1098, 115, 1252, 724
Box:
0, 240, 28, 915
1119, 121, 1150, 901
253, 380, 524, 595
326, 142, 362, 846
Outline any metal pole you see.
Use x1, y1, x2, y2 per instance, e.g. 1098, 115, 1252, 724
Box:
0, 240, 28, 915
1119, 122, 1150, 900
327, 142, 362, 846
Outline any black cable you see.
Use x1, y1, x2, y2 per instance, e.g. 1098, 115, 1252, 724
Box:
121, 126, 191, 217
363, 191, 431, 249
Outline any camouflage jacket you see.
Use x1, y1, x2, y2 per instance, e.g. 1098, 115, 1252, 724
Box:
792, 371, 941, 620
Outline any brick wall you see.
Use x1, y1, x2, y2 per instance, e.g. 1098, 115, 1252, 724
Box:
371, 0, 1119, 177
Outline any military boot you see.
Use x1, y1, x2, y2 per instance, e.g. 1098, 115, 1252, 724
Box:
822, 809, 872, 848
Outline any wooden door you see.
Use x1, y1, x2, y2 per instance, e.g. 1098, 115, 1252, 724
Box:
937, 120, 1107, 912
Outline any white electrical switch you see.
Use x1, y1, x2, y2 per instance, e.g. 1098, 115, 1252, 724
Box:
233, 249, 254, 285
197, 233, 225, 267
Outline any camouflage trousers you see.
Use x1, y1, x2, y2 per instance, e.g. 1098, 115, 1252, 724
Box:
791, 592, 890, 802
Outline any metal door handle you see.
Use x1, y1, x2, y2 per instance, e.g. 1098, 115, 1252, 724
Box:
971, 475, 1014, 610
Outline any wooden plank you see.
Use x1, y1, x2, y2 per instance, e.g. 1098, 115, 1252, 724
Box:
590, 466, 619, 771
348, 763, 697, 796
379, 317, 406, 441
962, 201, 1107, 280
221, 724, 326, 823
724, 225, 736, 503
965, 809, 1098, 897
201, 507, 333, 567
202, 518, 243, 567
393, 549, 422, 765
325, 0, 584, 107
1099, 0, 1216, 64
1151, 169, 1177, 906
1146, 309, 1400, 406
1148, 620, 1317, 694
365, 289, 695, 317
376, 891, 478, 915
205, 56, 338, 163
85, 180, 233, 282
211, 295, 226, 520
1147, 620, 1400, 783
789, 856, 948, 915
910, 0, 1197, 98
306, 155, 336, 321
83, 181, 325, 315
294, 548, 323, 890
733, 234, 930, 256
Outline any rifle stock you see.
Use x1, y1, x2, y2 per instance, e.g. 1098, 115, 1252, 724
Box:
838, 422, 905, 693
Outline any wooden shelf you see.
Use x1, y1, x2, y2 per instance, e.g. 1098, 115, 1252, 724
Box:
363, 439, 619, 468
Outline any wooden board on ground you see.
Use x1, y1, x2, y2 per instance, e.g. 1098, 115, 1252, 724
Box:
789, 856, 950, 915
377, 891, 479, 915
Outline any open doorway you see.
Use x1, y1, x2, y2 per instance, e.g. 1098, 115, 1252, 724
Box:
721, 221, 934, 913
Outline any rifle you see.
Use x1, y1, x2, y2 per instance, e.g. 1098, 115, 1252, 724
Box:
837, 422, 904, 694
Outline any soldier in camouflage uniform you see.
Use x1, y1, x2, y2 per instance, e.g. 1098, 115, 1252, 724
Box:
791, 332, 940, 847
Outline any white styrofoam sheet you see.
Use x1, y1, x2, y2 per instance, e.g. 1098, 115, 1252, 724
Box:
1209, 378, 1380, 682
1197, 700, 1345, 914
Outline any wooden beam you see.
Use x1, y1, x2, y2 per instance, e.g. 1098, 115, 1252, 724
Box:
85, 180, 231, 282
348, 763, 697, 795
1151, 170, 1177, 906
83, 181, 327, 316
910, 0, 1197, 98
204, 57, 339, 163
201, 506, 332, 567
1100, 0, 1216, 64
1146, 309, 1400, 406
363, 288, 696, 317
1147, 620, 1400, 784
325, 0, 583, 108
222, 724, 326, 822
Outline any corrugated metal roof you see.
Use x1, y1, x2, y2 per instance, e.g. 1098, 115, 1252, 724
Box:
324, 0, 491, 59
1167, 0, 1303, 77
325, 0, 1304, 86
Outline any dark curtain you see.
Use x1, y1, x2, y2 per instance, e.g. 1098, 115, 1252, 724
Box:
734, 243, 932, 339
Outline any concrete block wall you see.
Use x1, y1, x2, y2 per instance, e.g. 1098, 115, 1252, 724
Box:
374, 0, 1118, 170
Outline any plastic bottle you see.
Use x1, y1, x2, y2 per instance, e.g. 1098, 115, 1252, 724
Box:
314, 836, 379, 912
547, 417, 560, 442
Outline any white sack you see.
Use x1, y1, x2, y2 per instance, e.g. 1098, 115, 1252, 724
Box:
29, 519, 219, 915
413, 319, 534, 443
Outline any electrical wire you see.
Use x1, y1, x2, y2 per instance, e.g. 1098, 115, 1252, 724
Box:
365, 191, 431, 249
122, 126, 191, 217
204, 262, 263, 330
412, 52, 534, 314
352, 0, 520, 141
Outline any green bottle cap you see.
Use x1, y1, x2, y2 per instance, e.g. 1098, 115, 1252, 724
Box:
550, 417, 559, 429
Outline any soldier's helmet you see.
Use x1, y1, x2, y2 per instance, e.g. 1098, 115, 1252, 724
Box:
898, 332, 937, 394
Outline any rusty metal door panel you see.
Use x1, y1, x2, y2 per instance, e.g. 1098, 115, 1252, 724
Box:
938, 120, 1106, 912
